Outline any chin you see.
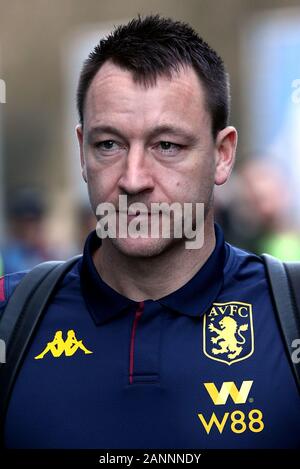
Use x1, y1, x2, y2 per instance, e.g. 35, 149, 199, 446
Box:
109, 236, 179, 258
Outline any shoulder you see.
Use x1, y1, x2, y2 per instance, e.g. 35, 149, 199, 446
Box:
224, 242, 267, 284
1, 254, 83, 307
221, 243, 276, 322
0, 257, 82, 319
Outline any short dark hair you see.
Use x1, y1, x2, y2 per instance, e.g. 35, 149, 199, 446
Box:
77, 14, 230, 138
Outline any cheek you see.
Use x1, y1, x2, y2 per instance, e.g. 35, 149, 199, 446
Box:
86, 156, 107, 185
168, 178, 197, 203
173, 163, 215, 203
85, 164, 108, 203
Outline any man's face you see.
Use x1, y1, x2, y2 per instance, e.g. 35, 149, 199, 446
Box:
77, 61, 236, 257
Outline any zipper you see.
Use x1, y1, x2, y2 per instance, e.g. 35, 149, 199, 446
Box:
129, 301, 144, 384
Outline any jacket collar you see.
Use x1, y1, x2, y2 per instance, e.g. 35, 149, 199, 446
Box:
80, 224, 226, 325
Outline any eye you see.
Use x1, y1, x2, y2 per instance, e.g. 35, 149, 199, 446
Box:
95, 140, 120, 151
157, 141, 182, 155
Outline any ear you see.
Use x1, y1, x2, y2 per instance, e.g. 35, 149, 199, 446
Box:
76, 124, 87, 183
214, 126, 238, 186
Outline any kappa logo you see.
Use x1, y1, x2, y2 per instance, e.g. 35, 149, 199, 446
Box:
203, 302, 254, 365
34, 330, 93, 359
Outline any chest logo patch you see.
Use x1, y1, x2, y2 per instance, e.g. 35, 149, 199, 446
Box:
34, 329, 93, 359
203, 302, 254, 365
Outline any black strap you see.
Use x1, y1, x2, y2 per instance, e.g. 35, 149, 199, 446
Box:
262, 253, 300, 394
0, 261, 61, 347
284, 261, 300, 313
0, 255, 82, 439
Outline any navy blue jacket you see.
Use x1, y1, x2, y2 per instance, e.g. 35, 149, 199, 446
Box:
0, 225, 299, 448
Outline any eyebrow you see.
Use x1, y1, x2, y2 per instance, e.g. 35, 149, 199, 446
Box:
86, 125, 124, 143
86, 124, 197, 144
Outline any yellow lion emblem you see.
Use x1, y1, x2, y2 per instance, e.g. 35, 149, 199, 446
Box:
208, 316, 248, 360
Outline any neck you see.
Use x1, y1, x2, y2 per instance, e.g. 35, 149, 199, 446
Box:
93, 216, 216, 301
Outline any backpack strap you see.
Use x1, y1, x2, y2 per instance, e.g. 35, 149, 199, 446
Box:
284, 261, 300, 314
0, 254, 82, 438
262, 253, 300, 394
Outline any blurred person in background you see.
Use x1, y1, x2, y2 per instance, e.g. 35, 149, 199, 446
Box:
238, 159, 300, 260
215, 159, 300, 260
1, 188, 52, 274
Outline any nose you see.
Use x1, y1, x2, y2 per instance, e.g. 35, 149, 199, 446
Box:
118, 144, 154, 195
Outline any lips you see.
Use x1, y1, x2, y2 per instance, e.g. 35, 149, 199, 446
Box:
117, 210, 150, 216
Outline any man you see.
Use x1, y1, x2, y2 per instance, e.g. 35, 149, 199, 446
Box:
0, 15, 299, 449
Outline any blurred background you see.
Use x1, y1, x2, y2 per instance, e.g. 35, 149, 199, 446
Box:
0, 0, 300, 274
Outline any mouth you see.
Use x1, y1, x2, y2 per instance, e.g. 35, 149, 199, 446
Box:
117, 210, 150, 217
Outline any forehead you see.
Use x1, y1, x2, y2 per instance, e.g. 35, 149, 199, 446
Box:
83, 61, 210, 133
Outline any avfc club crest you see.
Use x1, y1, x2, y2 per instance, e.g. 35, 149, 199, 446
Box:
203, 302, 254, 365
